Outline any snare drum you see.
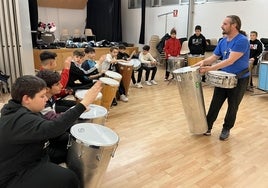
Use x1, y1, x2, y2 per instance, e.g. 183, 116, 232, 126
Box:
75, 90, 102, 105
99, 77, 119, 110
187, 54, 204, 66
117, 61, 134, 95
105, 70, 122, 82
77, 104, 108, 125
206, 71, 237, 88
67, 123, 119, 188
130, 59, 141, 71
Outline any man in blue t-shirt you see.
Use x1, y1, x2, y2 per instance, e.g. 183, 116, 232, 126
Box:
194, 15, 250, 141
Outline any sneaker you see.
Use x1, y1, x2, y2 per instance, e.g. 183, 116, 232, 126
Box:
203, 129, 211, 136
120, 94, 128, 102
150, 80, 158, 85
145, 81, 152, 86
246, 86, 254, 92
135, 82, 143, 88
219, 128, 230, 141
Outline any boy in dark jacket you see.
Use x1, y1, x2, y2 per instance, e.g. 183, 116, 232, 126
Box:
0, 75, 101, 188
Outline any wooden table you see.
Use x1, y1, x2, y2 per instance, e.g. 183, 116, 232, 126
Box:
33, 47, 139, 71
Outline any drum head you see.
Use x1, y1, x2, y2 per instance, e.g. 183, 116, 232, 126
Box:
79, 104, 107, 119
75, 90, 102, 100
118, 61, 134, 66
99, 77, 119, 86
173, 66, 199, 74
130, 59, 141, 68
71, 123, 119, 147
105, 70, 122, 80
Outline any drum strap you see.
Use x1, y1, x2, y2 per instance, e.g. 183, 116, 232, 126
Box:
235, 68, 249, 79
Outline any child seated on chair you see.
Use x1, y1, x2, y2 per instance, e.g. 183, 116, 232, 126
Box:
139, 45, 158, 86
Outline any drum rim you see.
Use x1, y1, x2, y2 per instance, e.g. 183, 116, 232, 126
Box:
75, 90, 102, 100
105, 70, 122, 79
79, 104, 107, 119
70, 123, 119, 147
99, 77, 120, 86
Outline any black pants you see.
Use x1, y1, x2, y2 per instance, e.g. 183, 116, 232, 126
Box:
131, 67, 143, 84
142, 65, 157, 81
206, 76, 249, 130
7, 162, 80, 188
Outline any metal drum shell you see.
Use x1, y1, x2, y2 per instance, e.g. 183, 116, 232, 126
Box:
173, 66, 208, 134
67, 123, 119, 188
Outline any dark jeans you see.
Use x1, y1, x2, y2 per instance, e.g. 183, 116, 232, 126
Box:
7, 162, 79, 188
142, 65, 157, 81
206, 76, 249, 130
132, 67, 143, 84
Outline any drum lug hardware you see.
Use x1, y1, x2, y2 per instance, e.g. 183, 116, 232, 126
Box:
67, 134, 72, 149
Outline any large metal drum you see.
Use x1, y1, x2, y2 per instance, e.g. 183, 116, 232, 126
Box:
76, 104, 108, 125
173, 66, 208, 134
258, 61, 268, 91
67, 123, 119, 188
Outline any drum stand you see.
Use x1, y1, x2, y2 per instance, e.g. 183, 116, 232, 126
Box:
167, 57, 185, 85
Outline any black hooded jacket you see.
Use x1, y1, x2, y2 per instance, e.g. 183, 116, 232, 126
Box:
0, 99, 86, 186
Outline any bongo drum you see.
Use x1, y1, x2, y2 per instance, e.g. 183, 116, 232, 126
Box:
117, 61, 134, 95
77, 104, 108, 125
173, 66, 208, 134
99, 77, 119, 110
206, 71, 237, 88
75, 89, 103, 105
67, 123, 119, 188
105, 70, 122, 82
187, 54, 205, 66
130, 59, 141, 71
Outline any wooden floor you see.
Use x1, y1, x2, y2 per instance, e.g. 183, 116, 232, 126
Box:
0, 66, 268, 187
100, 66, 268, 188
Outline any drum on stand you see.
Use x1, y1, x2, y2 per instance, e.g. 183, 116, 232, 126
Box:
187, 54, 205, 66
117, 61, 134, 96
173, 66, 208, 134
75, 89, 103, 106
67, 123, 119, 188
99, 77, 119, 111
258, 61, 268, 91
76, 104, 108, 125
105, 70, 122, 82
206, 71, 237, 88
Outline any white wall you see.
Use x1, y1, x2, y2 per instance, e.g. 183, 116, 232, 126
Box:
37, 0, 268, 49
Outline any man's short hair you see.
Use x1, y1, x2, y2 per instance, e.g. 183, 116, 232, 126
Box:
36, 70, 61, 88
84, 47, 95, 54
11, 75, 46, 103
40, 51, 57, 61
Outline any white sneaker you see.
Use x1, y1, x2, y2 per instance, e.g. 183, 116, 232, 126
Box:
145, 81, 152, 86
135, 82, 143, 88
150, 80, 158, 85
120, 94, 128, 102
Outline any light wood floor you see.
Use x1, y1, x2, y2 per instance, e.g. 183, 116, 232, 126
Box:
100, 66, 268, 188
0, 66, 267, 188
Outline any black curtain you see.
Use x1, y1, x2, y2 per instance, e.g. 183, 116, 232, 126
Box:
86, 0, 122, 42
28, 0, 38, 47
139, 0, 145, 44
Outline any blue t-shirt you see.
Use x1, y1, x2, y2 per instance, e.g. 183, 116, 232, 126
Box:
214, 33, 250, 78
